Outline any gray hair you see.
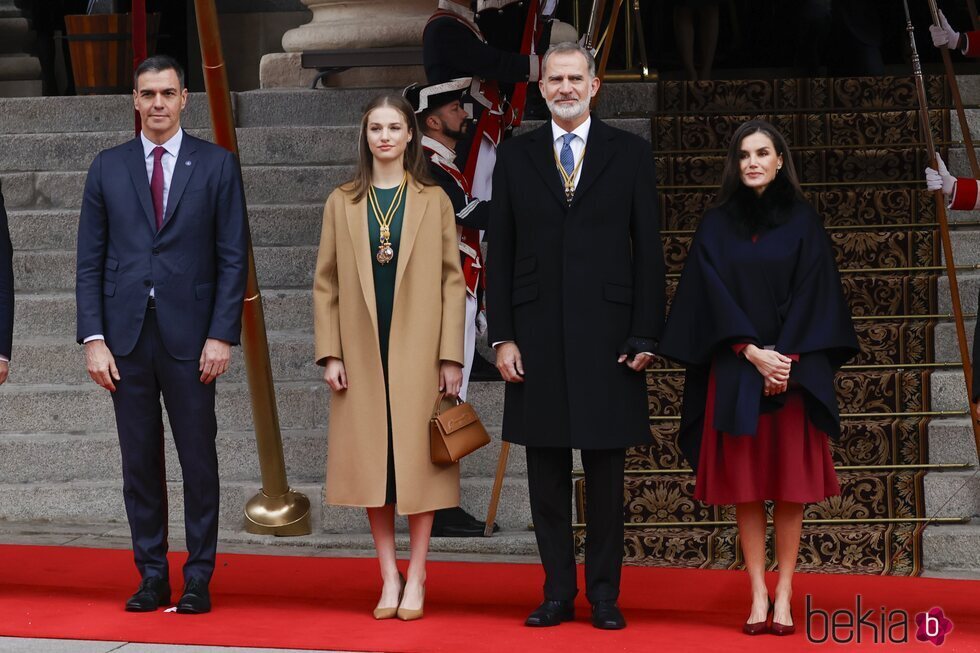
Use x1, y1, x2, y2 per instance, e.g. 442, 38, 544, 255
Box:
541, 42, 596, 78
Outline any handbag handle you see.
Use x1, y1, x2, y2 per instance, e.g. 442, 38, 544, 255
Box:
431, 391, 463, 416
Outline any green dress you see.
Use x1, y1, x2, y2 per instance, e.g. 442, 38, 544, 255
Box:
368, 185, 405, 505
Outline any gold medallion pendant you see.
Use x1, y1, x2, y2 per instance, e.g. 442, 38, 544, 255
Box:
368, 175, 408, 266
376, 241, 395, 265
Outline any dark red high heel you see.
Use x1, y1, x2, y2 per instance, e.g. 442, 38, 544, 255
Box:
770, 619, 796, 636
742, 597, 772, 635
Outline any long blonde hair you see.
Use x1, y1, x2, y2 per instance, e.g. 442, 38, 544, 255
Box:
345, 94, 434, 202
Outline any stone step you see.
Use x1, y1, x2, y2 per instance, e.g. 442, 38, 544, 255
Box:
928, 418, 980, 466
12, 289, 313, 337
0, 474, 532, 534
0, 378, 507, 434
7, 205, 327, 251
938, 271, 980, 314
0, 380, 325, 433
0, 18, 32, 54
930, 369, 972, 413
11, 245, 317, 292
0, 78, 40, 97
1, 166, 354, 209
934, 321, 975, 362
0, 422, 521, 485
0, 86, 654, 133
0, 479, 327, 532
0, 119, 657, 174
217, 528, 539, 555
943, 229, 980, 266
0, 93, 216, 134
6, 331, 318, 385
0, 127, 359, 172
922, 519, 980, 571
924, 470, 980, 519
0, 54, 39, 81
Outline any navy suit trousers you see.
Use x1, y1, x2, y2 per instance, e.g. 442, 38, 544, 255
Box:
525, 447, 626, 604
110, 305, 219, 584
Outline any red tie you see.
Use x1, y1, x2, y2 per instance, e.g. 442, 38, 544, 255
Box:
150, 146, 165, 230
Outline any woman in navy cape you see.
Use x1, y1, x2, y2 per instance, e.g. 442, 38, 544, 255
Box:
659, 120, 859, 636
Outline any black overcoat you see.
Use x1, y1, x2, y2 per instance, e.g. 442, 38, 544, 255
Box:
659, 190, 860, 470
487, 118, 666, 449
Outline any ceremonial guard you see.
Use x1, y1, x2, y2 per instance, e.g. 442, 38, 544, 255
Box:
422, 0, 553, 537
403, 78, 501, 537
406, 79, 489, 399
924, 153, 980, 408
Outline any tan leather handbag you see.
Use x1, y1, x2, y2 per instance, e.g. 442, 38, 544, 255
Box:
429, 392, 490, 464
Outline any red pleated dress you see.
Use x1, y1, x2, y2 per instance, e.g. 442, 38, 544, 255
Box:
692, 348, 840, 505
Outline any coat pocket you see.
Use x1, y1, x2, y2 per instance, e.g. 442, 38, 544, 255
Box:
602, 282, 633, 305
514, 255, 537, 278
103, 281, 116, 296
512, 283, 538, 306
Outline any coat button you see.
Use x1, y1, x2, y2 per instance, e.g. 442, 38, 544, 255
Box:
144, 280, 152, 287
152, 248, 160, 255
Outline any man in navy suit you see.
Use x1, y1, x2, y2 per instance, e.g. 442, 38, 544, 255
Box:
0, 181, 12, 383
76, 55, 248, 614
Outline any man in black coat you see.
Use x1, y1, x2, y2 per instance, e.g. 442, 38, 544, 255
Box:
0, 181, 12, 384
423, 0, 540, 87
487, 42, 666, 630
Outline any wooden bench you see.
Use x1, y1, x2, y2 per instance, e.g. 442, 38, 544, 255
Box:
301, 47, 424, 89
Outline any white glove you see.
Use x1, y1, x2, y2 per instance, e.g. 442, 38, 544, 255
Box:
925, 153, 956, 194
475, 309, 488, 336
930, 10, 960, 49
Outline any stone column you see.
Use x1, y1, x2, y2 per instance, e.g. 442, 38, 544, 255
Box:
260, 0, 436, 89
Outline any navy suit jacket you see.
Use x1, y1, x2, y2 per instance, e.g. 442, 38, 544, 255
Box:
76, 132, 249, 360
0, 186, 12, 360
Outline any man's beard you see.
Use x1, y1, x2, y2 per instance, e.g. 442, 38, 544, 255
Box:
441, 121, 468, 142
546, 96, 589, 120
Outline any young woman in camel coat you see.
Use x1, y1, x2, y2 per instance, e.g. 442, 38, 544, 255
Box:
313, 94, 466, 621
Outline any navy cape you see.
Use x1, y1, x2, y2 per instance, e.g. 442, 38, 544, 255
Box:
659, 195, 859, 471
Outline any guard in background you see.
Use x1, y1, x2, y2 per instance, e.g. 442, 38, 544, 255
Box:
405, 79, 500, 537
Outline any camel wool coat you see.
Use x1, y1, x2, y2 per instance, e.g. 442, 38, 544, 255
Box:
313, 178, 466, 515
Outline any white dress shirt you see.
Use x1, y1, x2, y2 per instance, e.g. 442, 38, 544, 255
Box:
83, 128, 183, 344
551, 116, 591, 190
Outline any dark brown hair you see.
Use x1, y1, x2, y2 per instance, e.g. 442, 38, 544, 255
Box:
345, 94, 434, 201
134, 54, 185, 90
712, 120, 804, 208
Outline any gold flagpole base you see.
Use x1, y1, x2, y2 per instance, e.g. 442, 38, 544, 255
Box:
244, 488, 312, 536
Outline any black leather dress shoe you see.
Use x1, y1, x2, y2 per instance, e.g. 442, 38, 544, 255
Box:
525, 600, 575, 627
176, 578, 211, 614
431, 507, 499, 537
125, 576, 171, 612
591, 601, 626, 630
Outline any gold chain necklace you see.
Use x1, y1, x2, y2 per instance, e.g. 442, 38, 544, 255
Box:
554, 142, 586, 204
367, 174, 407, 265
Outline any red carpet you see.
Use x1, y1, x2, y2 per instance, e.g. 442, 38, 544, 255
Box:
0, 544, 977, 652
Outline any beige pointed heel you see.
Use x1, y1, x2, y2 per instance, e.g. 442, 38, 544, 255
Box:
396, 585, 425, 621
373, 573, 404, 620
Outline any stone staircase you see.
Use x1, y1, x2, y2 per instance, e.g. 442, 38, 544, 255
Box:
0, 0, 41, 97
0, 85, 649, 553
0, 77, 978, 574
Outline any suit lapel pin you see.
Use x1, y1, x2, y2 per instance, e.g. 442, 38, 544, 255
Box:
185, 161, 192, 166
